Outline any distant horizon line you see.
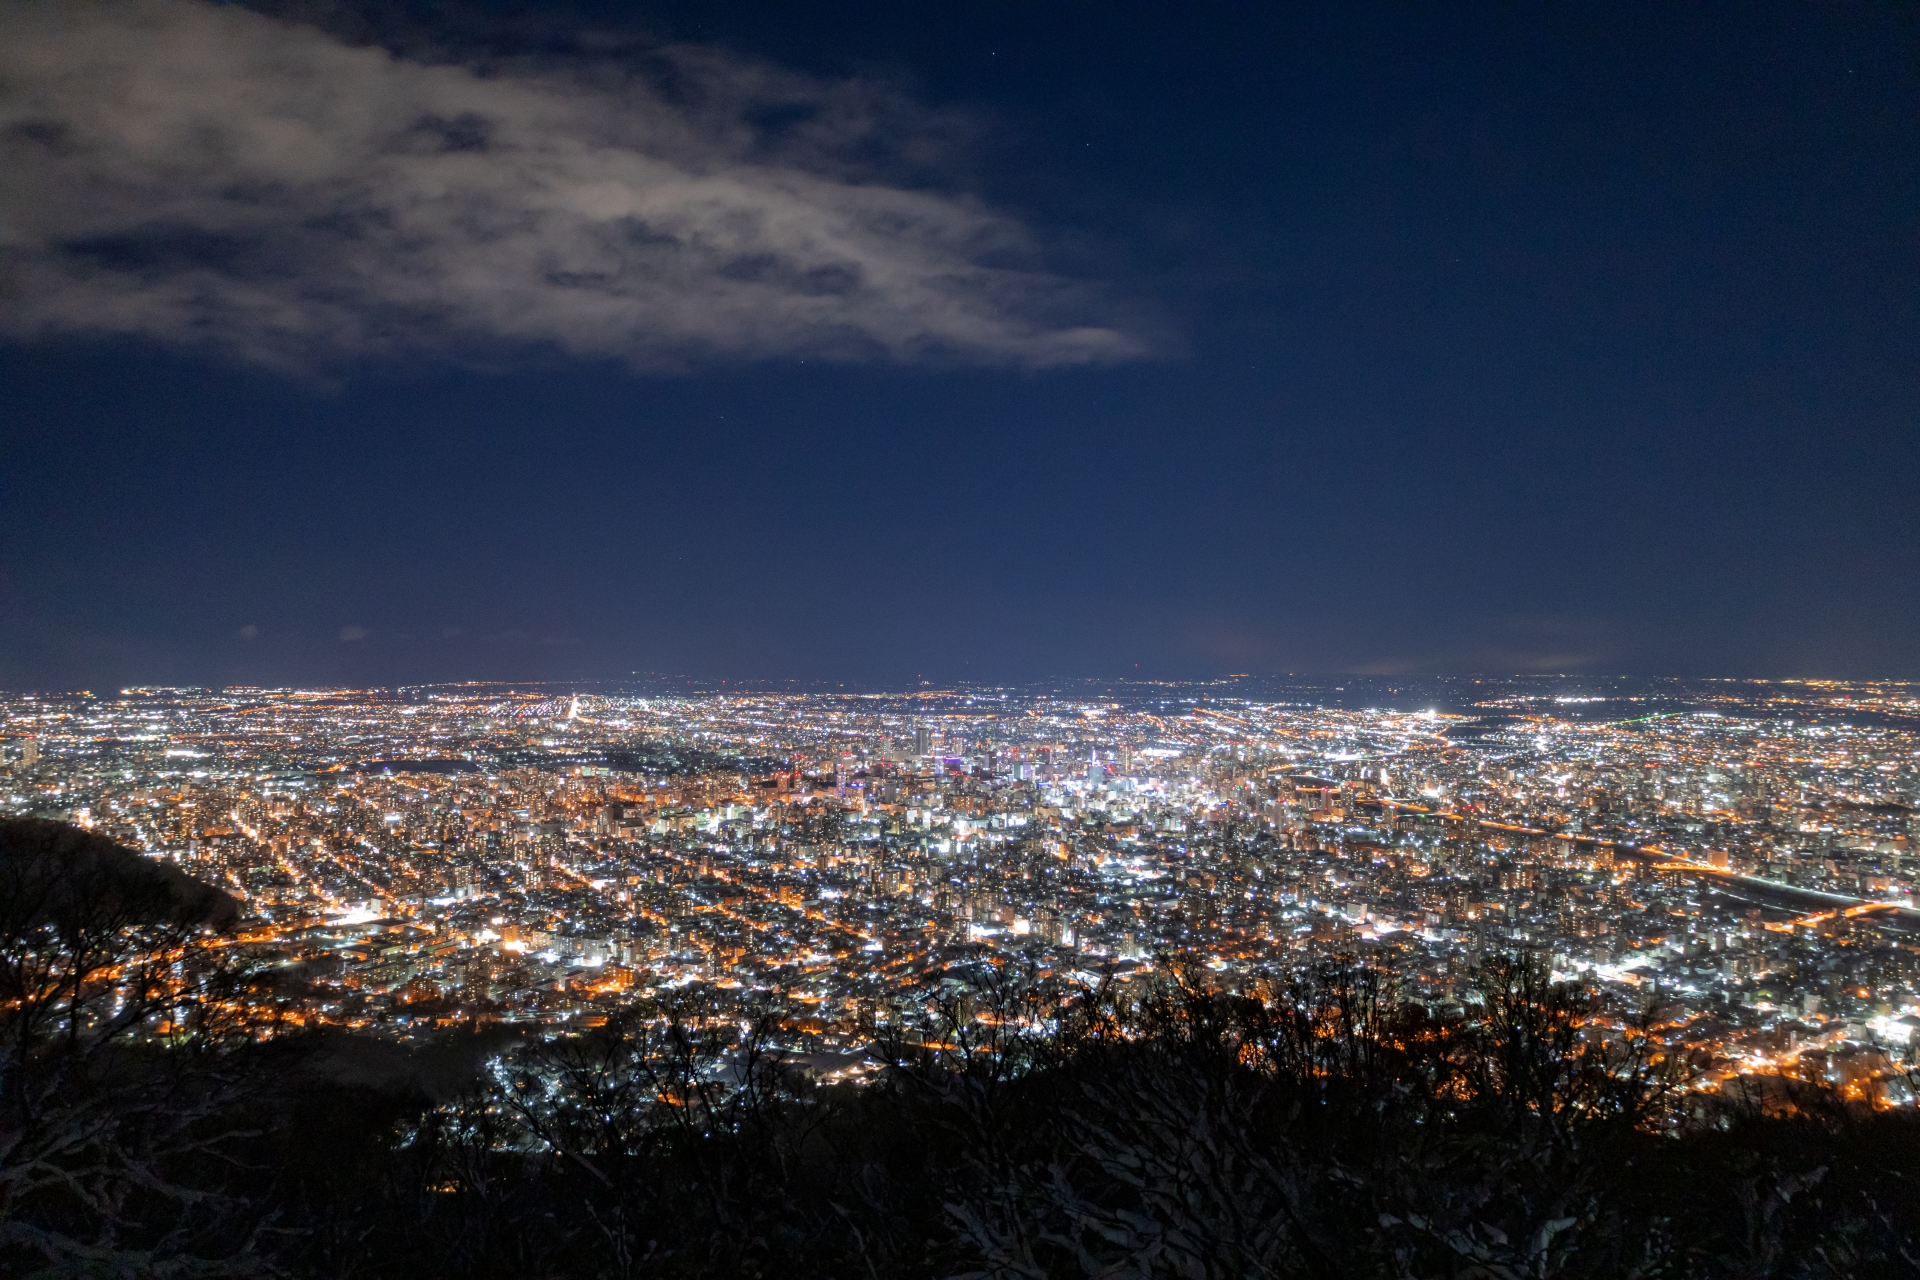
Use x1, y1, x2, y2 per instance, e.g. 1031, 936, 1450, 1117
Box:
5, 672, 1915, 700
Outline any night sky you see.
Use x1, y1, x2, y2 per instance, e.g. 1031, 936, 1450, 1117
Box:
3, 1, 1916, 690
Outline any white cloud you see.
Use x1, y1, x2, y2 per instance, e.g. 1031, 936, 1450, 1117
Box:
0, 0, 1145, 372
339, 625, 369, 641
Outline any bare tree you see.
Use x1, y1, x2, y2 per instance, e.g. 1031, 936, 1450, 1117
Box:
0, 819, 268, 1277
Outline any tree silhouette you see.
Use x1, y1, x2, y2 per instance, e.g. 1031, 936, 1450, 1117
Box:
0, 819, 265, 1277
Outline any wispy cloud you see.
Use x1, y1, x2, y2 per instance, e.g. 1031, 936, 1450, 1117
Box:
0, 0, 1146, 372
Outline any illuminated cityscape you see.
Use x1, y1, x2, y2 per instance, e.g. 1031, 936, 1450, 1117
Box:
7, 675, 1917, 1104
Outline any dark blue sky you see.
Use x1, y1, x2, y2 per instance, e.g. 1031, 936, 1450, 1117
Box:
3, 1, 1916, 689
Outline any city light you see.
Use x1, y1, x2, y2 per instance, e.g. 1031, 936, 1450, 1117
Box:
2, 675, 1916, 1102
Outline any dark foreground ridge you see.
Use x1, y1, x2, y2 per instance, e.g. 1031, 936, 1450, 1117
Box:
3, 821, 1917, 1278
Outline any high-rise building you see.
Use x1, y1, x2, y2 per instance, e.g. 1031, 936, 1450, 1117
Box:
914, 725, 932, 758
17, 738, 38, 767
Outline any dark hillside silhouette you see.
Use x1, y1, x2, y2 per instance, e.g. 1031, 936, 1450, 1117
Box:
1, 817, 240, 934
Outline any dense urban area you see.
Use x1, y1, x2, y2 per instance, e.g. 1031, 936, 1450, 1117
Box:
5, 675, 1919, 1103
